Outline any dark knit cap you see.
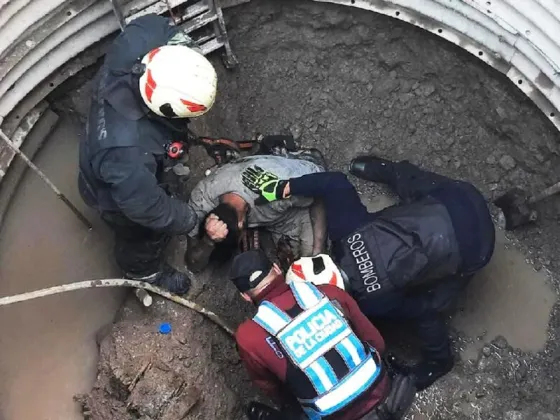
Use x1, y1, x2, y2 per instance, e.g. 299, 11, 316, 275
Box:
229, 250, 273, 292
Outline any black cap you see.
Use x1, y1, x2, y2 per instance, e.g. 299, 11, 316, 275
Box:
229, 250, 273, 292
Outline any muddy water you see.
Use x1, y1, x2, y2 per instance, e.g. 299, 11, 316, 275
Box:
453, 230, 556, 359
0, 117, 123, 420
361, 194, 556, 359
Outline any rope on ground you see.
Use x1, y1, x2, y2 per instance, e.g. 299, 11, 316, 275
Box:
0, 279, 235, 336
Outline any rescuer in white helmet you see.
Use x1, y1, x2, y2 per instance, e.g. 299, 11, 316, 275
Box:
78, 14, 227, 293
286, 254, 347, 290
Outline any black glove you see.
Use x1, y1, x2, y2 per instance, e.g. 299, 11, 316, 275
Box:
384, 374, 416, 418
246, 402, 284, 420
258, 134, 298, 155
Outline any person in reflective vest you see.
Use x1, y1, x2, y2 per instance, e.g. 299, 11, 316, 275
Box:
239, 156, 495, 391
231, 249, 415, 420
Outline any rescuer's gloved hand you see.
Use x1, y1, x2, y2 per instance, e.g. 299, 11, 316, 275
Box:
242, 165, 288, 205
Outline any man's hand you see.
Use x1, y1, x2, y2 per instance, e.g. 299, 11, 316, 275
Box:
242, 165, 289, 205
205, 214, 228, 242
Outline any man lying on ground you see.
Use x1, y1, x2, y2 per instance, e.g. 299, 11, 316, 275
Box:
184, 143, 327, 272
231, 249, 416, 420
240, 156, 496, 390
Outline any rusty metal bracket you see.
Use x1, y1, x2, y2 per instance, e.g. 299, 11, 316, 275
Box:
209, 0, 238, 69
109, 0, 127, 31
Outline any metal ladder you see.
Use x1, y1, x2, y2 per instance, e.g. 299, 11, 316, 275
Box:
110, 0, 238, 68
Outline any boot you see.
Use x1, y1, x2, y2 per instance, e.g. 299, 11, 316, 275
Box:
348, 155, 398, 183
154, 263, 191, 295
126, 263, 191, 295
413, 314, 454, 391
410, 356, 454, 391
246, 402, 284, 420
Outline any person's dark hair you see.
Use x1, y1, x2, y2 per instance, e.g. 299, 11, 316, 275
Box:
201, 203, 241, 263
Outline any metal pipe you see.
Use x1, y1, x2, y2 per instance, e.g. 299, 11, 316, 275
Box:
0, 128, 93, 230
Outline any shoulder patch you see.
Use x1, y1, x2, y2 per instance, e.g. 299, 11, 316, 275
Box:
265, 336, 285, 359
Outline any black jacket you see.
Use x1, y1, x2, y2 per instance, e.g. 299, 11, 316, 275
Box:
333, 198, 461, 302
289, 172, 463, 302
78, 14, 197, 234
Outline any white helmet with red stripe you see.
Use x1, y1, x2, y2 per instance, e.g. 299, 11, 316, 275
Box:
286, 254, 346, 290
139, 45, 217, 118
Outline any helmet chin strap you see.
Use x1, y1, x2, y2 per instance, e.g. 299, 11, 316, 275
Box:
131, 62, 146, 76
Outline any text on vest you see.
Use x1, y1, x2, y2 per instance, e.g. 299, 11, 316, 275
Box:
347, 233, 381, 293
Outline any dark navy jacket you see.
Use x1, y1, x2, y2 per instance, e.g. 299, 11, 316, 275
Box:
289, 172, 494, 312
78, 14, 197, 234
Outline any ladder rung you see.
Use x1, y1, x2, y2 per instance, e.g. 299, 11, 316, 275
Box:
181, 1, 209, 21
196, 33, 216, 44
201, 37, 224, 55
182, 10, 218, 34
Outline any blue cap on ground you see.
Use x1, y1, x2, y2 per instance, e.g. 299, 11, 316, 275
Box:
159, 322, 172, 334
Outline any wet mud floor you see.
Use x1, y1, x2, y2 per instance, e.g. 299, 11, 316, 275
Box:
0, 117, 124, 420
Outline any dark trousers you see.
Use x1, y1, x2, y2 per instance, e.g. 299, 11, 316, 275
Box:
361, 285, 461, 361
358, 159, 494, 361
101, 211, 169, 277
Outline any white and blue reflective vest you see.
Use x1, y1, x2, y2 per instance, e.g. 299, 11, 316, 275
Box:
253, 282, 383, 419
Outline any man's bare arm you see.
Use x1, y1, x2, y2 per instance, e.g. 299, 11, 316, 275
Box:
309, 198, 327, 255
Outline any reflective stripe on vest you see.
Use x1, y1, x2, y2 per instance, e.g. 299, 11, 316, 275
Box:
253, 282, 381, 419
